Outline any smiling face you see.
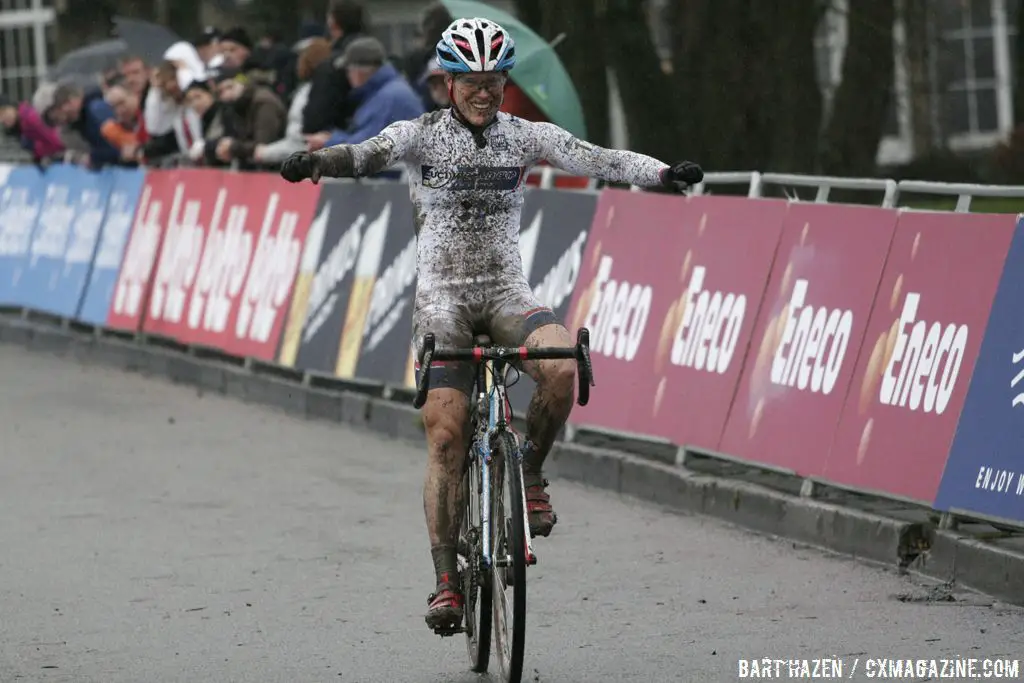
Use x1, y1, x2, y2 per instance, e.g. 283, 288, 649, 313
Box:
447, 71, 506, 127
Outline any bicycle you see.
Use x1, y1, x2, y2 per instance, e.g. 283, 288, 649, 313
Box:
412, 327, 595, 683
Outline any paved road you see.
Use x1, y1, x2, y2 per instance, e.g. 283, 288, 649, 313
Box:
1, 345, 1023, 683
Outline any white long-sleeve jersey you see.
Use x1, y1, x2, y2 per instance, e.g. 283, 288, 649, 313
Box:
311, 109, 668, 300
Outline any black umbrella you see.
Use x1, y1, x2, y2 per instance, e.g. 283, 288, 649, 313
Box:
49, 39, 128, 83
112, 16, 183, 65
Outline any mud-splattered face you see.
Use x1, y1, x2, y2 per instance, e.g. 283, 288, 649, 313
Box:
448, 72, 506, 127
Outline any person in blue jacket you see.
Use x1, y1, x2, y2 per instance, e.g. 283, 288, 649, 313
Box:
305, 36, 424, 179
47, 82, 121, 168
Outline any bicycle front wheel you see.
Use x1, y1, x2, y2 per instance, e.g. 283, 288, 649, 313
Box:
490, 431, 527, 683
459, 446, 491, 672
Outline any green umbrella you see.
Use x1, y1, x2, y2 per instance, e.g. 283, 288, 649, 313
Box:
440, 0, 588, 140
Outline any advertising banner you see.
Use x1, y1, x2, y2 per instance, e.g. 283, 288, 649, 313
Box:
934, 216, 1024, 522
505, 188, 598, 414
643, 195, 787, 450
280, 181, 385, 375
141, 169, 224, 342
718, 203, 897, 474
77, 167, 147, 326
221, 173, 320, 361
562, 189, 696, 435
107, 170, 183, 332
0, 164, 45, 306
20, 165, 114, 318
348, 183, 417, 386
824, 211, 1015, 503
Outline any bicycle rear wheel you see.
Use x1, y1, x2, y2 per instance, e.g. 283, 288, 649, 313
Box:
459, 443, 491, 672
490, 431, 527, 683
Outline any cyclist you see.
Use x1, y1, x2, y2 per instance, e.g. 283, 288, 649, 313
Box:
279, 16, 703, 634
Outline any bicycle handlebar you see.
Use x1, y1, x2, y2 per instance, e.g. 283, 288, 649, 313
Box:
413, 327, 596, 410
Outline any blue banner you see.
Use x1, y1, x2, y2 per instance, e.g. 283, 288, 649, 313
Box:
76, 167, 146, 326
19, 165, 116, 317
0, 164, 45, 306
934, 216, 1024, 524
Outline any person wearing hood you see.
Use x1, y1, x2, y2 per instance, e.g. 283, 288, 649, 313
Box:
306, 36, 423, 156
0, 92, 65, 163
210, 68, 286, 169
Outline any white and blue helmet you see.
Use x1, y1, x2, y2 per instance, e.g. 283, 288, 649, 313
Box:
435, 17, 516, 73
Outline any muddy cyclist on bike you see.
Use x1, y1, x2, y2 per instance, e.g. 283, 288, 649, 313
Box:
279, 15, 703, 633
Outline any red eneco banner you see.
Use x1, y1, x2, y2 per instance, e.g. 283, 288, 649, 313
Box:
718, 203, 897, 475
564, 189, 691, 435
824, 211, 1015, 502
223, 173, 319, 360
141, 169, 225, 341
645, 195, 787, 450
107, 170, 177, 331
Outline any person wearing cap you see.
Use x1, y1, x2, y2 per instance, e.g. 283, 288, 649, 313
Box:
0, 92, 65, 164
301, 0, 367, 137
194, 27, 225, 71
219, 27, 253, 71
305, 36, 423, 157
422, 57, 450, 110
208, 66, 286, 169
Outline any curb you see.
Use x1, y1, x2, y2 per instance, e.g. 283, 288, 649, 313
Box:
3, 314, 1022, 607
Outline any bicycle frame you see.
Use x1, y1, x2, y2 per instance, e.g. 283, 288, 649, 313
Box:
471, 356, 533, 570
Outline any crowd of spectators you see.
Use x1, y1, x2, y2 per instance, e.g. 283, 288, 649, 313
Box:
0, 0, 552, 178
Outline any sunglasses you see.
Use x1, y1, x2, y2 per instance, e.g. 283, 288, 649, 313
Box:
453, 73, 507, 92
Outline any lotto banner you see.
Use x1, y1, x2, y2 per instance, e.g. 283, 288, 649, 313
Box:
718, 203, 898, 475
563, 190, 785, 447
77, 167, 147, 326
138, 169, 319, 360
279, 181, 387, 375
19, 165, 115, 318
934, 216, 1024, 522
107, 170, 183, 332
824, 211, 1015, 503
0, 164, 46, 305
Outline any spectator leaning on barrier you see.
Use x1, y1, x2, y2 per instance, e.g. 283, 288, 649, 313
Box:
423, 57, 449, 110
139, 60, 204, 165
212, 67, 286, 169
0, 92, 65, 164
306, 36, 424, 156
101, 84, 148, 165
47, 82, 120, 168
302, 0, 367, 136
253, 37, 333, 167
183, 77, 232, 167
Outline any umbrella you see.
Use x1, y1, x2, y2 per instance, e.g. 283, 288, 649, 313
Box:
49, 39, 128, 83
440, 0, 587, 140
112, 16, 183, 66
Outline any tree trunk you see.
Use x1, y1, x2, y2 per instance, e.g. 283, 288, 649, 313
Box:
536, 0, 610, 146
903, 0, 937, 155
819, 0, 896, 175
594, 0, 684, 161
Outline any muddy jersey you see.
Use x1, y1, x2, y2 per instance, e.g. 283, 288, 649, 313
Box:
311, 109, 667, 303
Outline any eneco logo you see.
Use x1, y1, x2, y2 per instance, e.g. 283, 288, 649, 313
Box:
669, 265, 746, 374
855, 231, 969, 465
769, 278, 853, 395
581, 254, 652, 361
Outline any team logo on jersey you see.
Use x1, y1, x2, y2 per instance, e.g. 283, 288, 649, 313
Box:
421, 165, 524, 191
488, 134, 510, 151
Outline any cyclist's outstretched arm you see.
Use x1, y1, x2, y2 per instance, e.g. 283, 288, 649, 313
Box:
531, 121, 696, 188
311, 119, 422, 178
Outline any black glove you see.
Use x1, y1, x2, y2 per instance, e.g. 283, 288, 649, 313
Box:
280, 151, 322, 184
660, 161, 703, 190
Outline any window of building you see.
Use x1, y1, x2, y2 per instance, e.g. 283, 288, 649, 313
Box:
937, 0, 1002, 136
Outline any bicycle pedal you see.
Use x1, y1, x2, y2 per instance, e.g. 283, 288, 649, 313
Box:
434, 626, 465, 638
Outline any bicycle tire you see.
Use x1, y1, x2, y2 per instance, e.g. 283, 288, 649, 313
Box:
490, 430, 527, 683
460, 445, 491, 672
